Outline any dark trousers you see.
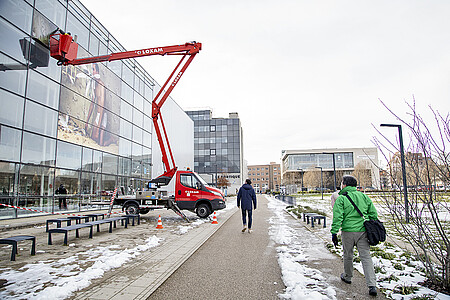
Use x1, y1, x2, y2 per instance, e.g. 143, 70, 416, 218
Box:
241, 209, 253, 229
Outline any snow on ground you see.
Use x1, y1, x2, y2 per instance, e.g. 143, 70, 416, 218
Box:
290, 193, 450, 300
267, 195, 337, 300
0, 236, 162, 299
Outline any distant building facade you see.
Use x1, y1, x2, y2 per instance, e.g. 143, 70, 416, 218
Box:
281, 148, 380, 193
185, 110, 244, 194
247, 162, 281, 193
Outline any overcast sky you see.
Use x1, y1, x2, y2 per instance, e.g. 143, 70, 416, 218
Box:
82, 0, 449, 165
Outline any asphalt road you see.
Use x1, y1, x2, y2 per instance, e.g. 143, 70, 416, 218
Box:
149, 195, 284, 299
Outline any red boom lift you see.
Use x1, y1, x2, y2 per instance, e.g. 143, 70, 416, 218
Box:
50, 32, 201, 186
49, 32, 226, 220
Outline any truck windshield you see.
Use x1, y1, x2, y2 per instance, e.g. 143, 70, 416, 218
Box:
193, 172, 209, 186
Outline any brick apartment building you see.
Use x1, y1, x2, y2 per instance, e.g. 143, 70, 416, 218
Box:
247, 162, 281, 193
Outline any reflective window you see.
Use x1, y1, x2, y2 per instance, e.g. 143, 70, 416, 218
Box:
134, 91, 143, 112
66, 11, 89, 51
143, 131, 151, 148
119, 157, 131, 176
21, 132, 56, 166
102, 153, 118, 175
0, 54, 27, 95
119, 137, 131, 158
0, 0, 33, 34
18, 164, 54, 196
0, 89, 24, 128
26, 70, 60, 109
24, 100, 58, 137
89, 32, 100, 56
121, 65, 134, 90
0, 125, 22, 162
120, 100, 132, 121
0, 162, 17, 196
54, 168, 79, 195
120, 118, 132, 139
0, 18, 29, 64
82, 147, 93, 172
132, 125, 143, 144
102, 174, 116, 193
35, 0, 66, 30
56, 140, 81, 170
92, 149, 102, 173
132, 142, 142, 157
80, 171, 98, 195
121, 81, 133, 104
133, 108, 143, 128
131, 159, 141, 177
143, 115, 152, 133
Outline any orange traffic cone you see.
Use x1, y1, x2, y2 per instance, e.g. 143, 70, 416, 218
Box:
211, 212, 219, 225
156, 215, 164, 229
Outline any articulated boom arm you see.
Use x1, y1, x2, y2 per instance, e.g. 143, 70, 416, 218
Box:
49, 33, 202, 186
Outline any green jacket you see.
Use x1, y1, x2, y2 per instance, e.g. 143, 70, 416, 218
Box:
330, 186, 378, 234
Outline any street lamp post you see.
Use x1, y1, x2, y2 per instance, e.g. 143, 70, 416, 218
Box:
323, 152, 337, 191
298, 168, 304, 196
315, 166, 323, 200
380, 123, 409, 223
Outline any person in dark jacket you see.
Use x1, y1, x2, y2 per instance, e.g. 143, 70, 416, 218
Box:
237, 179, 257, 233
56, 184, 68, 210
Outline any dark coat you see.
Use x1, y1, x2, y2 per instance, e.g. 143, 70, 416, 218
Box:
237, 184, 257, 210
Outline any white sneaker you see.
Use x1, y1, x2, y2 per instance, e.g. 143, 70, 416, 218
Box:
248, 229, 253, 234
242, 226, 247, 232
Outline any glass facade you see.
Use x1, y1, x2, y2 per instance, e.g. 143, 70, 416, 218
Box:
284, 153, 354, 171
0, 0, 170, 219
186, 110, 242, 176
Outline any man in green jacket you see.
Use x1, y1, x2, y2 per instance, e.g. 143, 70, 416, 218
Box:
331, 175, 378, 296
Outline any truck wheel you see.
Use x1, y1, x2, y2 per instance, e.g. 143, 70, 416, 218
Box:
196, 203, 210, 218
124, 203, 139, 215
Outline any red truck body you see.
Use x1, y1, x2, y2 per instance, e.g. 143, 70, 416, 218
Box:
115, 170, 226, 218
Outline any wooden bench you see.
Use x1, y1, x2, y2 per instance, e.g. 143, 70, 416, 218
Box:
303, 213, 327, 228
85, 213, 105, 221
67, 215, 90, 224
123, 214, 140, 226
107, 216, 128, 229
46, 218, 72, 232
0, 235, 36, 261
48, 223, 93, 245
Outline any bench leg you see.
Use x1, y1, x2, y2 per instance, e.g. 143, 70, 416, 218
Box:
64, 232, 68, 246
57, 221, 62, 228
137, 215, 140, 225
75, 228, 80, 238
109, 222, 113, 233
124, 219, 128, 228
48, 233, 52, 245
311, 217, 315, 228
31, 237, 36, 256
89, 227, 93, 239
323, 218, 326, 228
46, 222, 49, 233
11, 243, 17, 261
96, 224, 100, 232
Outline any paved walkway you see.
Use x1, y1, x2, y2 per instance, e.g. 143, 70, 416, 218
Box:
150, 195, 284, 299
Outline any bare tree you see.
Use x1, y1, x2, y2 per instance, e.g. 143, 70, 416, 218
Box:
352, 161, 373, 188
303, 168, 321, 189
373, 98, 450, 292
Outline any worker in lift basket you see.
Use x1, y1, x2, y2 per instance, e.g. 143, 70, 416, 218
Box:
237, 179, 257, 233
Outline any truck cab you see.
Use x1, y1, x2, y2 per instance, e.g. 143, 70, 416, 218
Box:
175, 170, 226, 218
115, 170, 226, 219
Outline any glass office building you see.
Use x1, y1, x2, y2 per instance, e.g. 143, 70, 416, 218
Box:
185, 110, 244, 193
0, 0, 193, 219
